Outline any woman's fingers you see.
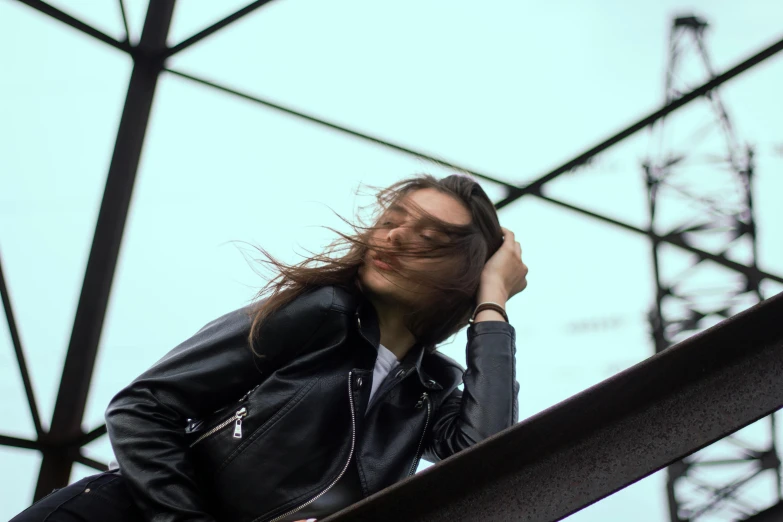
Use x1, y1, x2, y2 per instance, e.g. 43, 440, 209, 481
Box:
501, 226, 515, 245
502, 227, 521, 257
505, 231, 527, 296
482, 226, 528, 298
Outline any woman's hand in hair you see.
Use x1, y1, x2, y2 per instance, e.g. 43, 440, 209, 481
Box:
478, 226, 528, 303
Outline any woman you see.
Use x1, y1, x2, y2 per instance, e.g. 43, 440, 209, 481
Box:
12, 173, 528, 522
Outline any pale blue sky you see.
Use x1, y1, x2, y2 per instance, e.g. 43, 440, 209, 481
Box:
1, 0, 782, 520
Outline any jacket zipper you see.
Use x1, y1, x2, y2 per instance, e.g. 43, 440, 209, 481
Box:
265, 371, 358, 522
408, 392, 430, 476
189, 407, 247, 448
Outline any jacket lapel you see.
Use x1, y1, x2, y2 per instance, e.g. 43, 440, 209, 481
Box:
352, 287, 443, 391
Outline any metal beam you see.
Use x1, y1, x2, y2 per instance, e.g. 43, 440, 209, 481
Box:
74, 453, 109, 473
743, 501, 783, 522
533, 192, 783, 285
118, 0, 130, 43
326, 291, 783, 522
495, 33, 783, 209
164, 67, 783, 288
33, 0, 175, 500
166, 0, 276, 57
0, 434, 39, 451
163, 67, 512, 188
16, 0, 131, 53
0, 251, 43, 437
166, 33, 783, 207
647, 20, 778, 520
77, 424, 107, 447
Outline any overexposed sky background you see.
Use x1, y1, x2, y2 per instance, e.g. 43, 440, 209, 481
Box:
1, 0, 782, 520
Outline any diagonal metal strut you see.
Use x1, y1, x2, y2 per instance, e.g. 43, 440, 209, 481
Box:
0, 251, 44, 437
32, 0, 176, 500
17, 0, 131, 52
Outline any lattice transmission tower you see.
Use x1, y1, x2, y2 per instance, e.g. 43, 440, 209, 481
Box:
644, 14, 782, 522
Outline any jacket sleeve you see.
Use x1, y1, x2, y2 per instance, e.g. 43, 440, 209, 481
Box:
104, 286, 336, 522
422, 320, 519, 463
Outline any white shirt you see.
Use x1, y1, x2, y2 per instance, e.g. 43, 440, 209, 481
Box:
367, 343, 401, 407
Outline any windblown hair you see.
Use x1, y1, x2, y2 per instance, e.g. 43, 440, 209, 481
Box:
247, 173, 503, 357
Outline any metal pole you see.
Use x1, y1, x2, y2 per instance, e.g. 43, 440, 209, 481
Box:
33, 0, 175, 500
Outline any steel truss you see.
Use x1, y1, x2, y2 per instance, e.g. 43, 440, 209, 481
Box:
645, 15, 781, 522
1, 0, 783, 514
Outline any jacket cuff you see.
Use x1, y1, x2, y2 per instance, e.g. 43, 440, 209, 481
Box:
467, 320, 516, 341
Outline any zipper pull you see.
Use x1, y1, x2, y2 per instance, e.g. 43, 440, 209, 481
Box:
233, 407, 247, 439
415, 392, 428, 409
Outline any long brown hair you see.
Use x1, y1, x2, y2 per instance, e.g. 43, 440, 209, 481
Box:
247, 173, 503, 356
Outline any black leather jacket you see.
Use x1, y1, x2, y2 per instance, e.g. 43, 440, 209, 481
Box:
105, 283, 519, 522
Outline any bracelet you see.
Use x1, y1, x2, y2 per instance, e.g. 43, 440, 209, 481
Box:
468, 302, 508, 324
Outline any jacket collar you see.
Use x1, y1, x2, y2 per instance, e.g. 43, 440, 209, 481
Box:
350, 283, 443, 391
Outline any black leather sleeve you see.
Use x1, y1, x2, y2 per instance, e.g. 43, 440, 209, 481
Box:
423, 320, 519, 463
104, 286, 336, 522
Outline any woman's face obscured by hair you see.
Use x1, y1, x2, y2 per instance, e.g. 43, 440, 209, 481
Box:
357, 187, 472, 308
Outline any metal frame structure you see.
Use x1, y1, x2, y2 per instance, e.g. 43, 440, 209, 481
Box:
645, 15, 781, 521
32, 0, 177, 499
2, 0, 783, 515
